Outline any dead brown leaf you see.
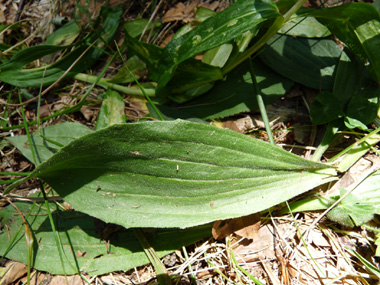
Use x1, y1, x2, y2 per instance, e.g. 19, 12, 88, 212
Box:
212, 213, 260, 240
0, 261, 27, 284
162, 0, 200, 23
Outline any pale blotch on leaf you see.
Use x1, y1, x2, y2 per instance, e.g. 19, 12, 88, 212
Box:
192, 35, 202, 45
227, 19, 238, 27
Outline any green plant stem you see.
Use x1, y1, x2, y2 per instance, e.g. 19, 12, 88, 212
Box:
0, 171, 31, 176
18, 91, 37, 166
222, 0, 307, 75
329, 126, 380, 163
134, 229, 171, 285
182, 246, 197, 284
248, 58, 274, 145
74, 73, 156, 97
115, 43, 164, 121
228, 243, 264, 285
1, 54, 117, 132
38, 181, 69, 283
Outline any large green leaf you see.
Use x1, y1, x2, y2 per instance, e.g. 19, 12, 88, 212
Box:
157, 0, 282, 87
178, 58, 293, 119
308, 3, 380, 83
6, 122, 92, 165
0, 6, 122, 87
0, 200, 210, 275
259, 35, 342, 90
7, 120, 336, 229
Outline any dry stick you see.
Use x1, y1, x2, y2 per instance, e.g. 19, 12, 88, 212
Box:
139, 0, 164, 41
1, 40, 98, 107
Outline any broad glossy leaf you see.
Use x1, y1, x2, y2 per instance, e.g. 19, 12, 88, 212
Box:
0, 201, 210, 275
309, 3, 380, 83
14, 120, 336, 229
179, 58, 293, 119
157, 0, 282, 87
96, 90, 126, 130
328, 170, 380, 226
6, 122, 92, 165
259, 35, 342, 90
0, 6, 122, 87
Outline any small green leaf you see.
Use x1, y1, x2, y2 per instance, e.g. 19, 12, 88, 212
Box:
310, 91, 345, 125
344, 117, 369, 131
11, 120, 336, 229
328, 189, 375, 227
166, 59, 223, 103
328, 170, 380, 227
195, 7, 217, 22
6, 122, 92, 165
347, 96, 378, 125
0, 201, 210, 276
125, 32, 163, 82
45, 21, 81, 46
124, 18, 160, 38
259, 35, 342, 90
106, 55, 147, 84
96, 89, 126, 130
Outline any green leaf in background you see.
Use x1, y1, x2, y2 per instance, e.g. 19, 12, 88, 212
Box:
375, 0, 380, 13
310, 91, 345, 125
6, 122, 92, 165
327, 170, 380, 227
179, 58, 293, 120
166, 59, 223, 103
0, 200, 210, 276
8, 120, 336, 229
0, 6, 122, 87
96, 89, 126, 130
202, 43, 234, 68
278, 15, 331, 38
44, 21, 81, 46
124, 18, 161, 38
157, 0, 282, 87
259, 35, 342, 90
333, 49, 367, 109
125, 32, 163, 82
195, 6, 217, 22
346, 96, 378, 126
106, 55, 147, 84
309, 3, 380, 83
